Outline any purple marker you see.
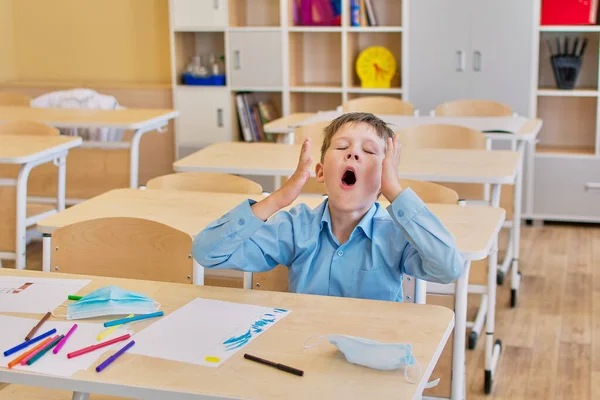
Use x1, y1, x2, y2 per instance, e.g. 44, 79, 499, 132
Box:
95, 340, 135, 373
53, 324, 77, 354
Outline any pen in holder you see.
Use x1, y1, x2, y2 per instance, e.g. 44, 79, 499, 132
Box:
548, 36, 588, 90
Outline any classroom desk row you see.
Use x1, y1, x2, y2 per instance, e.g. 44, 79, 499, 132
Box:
0, 107, 179, 270
33, 187, 506, 400
0, 268, 454, 400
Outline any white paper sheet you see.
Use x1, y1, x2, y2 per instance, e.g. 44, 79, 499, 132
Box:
0, 277, 90, 314
128, 298, 290, 367
0, 316, 133, 377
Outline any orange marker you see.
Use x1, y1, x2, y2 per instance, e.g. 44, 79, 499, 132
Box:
7, 336, 53, 369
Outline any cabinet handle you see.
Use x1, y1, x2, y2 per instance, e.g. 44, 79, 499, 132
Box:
217, 108, 223, 127
213, 0, 220, 10
584, 182, 600, 191
234, 50, 241, 69
456, 50, 465, 72
473, 50, 482, 71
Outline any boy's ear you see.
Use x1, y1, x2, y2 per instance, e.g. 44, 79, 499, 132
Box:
315, 162, 325, 183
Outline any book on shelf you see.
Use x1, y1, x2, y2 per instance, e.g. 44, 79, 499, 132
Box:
350, 0, 378, 26
293, 0, 342, 26
235, 93, 280, 142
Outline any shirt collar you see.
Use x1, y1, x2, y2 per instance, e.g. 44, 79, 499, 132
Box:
319, 199, 378, 241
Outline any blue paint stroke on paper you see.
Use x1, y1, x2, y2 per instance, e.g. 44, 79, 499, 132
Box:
222, 308, 289, 351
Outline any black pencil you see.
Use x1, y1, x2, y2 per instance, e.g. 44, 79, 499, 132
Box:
244, 353, 304, 377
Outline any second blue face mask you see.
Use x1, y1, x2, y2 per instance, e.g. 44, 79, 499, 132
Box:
66, 286, 161, 320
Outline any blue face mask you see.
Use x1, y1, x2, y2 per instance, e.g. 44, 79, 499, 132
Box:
66, 286, 161, 320
304, 334, 439, 388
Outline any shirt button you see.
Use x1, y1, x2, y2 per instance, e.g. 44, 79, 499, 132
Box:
337, 250, 343, 257
397, 210, 404, 218
238, 218, 245, 226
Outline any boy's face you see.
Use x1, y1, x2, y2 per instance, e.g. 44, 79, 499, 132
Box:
315, 122, 386, 212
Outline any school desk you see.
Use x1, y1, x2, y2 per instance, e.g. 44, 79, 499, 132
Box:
0, 268, 454, 399
0, 134, 82, 270
264, 111, 542, 312
36, 188, 505, 399
0, 106, 179, 194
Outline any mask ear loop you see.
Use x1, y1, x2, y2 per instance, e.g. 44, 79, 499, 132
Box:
303, 335, 327, 349
50, 304, 68, 319
403, 358, 440, 389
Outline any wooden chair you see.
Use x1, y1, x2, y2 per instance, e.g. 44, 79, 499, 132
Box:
51, 217, 193, 284
434, 99, 512, 117
340, 96, 415, 115
0, 92, 31, 106
146, 172, 263, 194
0, 120, 59, 136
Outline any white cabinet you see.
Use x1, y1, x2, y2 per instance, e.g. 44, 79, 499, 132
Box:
170, 0, 227, 30
407, 0, 536, 116
174, 87, 230, 154
229, 31, 283, 88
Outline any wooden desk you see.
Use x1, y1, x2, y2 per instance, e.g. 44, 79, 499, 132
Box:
0, 106, 179, 196
0, 134, 82, 270
36, 188, 506, 400
0, 268, 454, 400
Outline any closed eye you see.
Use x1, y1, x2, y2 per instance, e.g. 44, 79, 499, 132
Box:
336, 147, 348, 150
363, 149, 376, 155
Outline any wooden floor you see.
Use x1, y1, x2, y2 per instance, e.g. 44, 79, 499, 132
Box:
1, 222, 599, 400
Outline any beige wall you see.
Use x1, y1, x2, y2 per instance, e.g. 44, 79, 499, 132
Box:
0, 0, 16, 81
8, 0, 171, 86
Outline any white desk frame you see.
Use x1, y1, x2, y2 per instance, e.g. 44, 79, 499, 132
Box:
0, 137, 82, 269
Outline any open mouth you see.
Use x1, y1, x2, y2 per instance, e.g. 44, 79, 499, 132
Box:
341, 168, 357, 187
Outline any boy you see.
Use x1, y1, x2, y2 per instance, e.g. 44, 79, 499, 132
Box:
193, 112, 465, 302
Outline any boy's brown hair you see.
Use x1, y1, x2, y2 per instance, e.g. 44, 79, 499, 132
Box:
320, 112, 395, 162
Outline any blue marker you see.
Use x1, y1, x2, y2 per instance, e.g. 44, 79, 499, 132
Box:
103, 311, 164, 327
3, 328, 57, 357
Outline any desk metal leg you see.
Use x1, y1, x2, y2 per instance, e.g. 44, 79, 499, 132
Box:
71, 392, 89, 400
129, 125, 166, 189
15, 164, 33, 269
56, 155, 67, 212
510, 141, 525, 307
451, 260, 471, 400
193, 259, 204, 285
484, 184, 503, 394
43, 234, 52, 273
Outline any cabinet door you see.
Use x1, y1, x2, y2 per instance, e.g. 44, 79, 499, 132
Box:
171, 0, 227, 30
406, 0, 472, 114
229, 32, 283, 88
174, 87, 230, 154
468, 0, 536, 116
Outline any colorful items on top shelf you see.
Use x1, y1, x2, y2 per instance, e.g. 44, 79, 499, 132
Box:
292, 0, 342, 26
350, 0, 379, 26
182, 54, 226, 86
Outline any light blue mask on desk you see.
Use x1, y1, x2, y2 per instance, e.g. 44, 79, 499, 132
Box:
67, 286, 161, 320
304, 334, 439, 388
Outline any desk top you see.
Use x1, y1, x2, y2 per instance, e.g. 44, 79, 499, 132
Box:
0, 269, 454, 399
0, 107, 179, 129
174, 142, 520, 185
0, 134, 82, 164
263, 111, 542, 141
37, 188, 505, 261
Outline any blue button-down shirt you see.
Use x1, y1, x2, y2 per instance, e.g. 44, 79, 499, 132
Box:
193, 188, 465, 302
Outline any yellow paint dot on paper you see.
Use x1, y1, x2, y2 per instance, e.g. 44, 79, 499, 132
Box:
205, 356, 220, 363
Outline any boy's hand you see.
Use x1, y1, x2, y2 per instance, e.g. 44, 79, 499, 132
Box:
380, 134, 403, 203
251, 139, 312, 220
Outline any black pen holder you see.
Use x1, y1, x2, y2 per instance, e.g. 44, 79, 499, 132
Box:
551, 56, 582, 90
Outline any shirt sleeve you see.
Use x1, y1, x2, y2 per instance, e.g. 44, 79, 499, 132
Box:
386, 188, 465, 284
192, 199, 296, 273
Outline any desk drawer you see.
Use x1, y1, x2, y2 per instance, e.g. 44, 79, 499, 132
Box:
534, 157, 600, 219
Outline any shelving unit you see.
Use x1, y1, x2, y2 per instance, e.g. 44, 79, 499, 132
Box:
168, 0, 406, 151
530, 23, 600, 222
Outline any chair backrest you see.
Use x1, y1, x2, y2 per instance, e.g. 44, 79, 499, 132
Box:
399, 179, 459, 204
51, 217, 193, 284
434, 99, 512, 117
0, 92, 31, 107
397, 123, 486, 150
341, 96, 415, 115
0, 121, 60, 136
146, 172, 263, 194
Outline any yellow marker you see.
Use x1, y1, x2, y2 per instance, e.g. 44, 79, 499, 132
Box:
205, 356, 220, 363
97, 314, 134, 341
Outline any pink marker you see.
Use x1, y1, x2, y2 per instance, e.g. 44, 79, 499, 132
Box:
20, 335, 58, 365
54, 324, 77, 354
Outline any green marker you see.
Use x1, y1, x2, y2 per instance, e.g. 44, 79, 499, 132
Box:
68, 295, 82, 301
27, 335, 64, 366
